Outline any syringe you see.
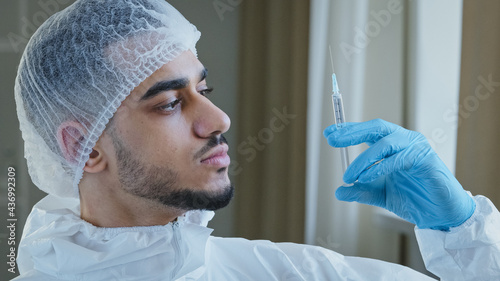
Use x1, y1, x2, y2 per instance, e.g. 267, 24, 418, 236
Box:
329, 46, 354, 186
331, 73, 350, 175
329, 47, 383, 184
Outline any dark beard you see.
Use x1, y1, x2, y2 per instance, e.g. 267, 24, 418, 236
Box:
110, 130, 233, 211
154, 185, 234, 211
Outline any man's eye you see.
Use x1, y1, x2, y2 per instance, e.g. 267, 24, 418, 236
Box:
158, 99, 181, 112
200, 87, 214, 97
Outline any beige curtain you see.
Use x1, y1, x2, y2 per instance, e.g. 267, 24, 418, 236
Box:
233, 0, 310, 243
456, 0, 500, 205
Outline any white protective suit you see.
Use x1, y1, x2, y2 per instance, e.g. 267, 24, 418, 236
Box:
13, 194, 500, 280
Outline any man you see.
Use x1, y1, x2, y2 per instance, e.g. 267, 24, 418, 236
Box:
13, 0, 500, 280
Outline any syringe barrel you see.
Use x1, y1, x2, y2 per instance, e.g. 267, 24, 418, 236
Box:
331, 93, 350, 174
332, 93, 346, 125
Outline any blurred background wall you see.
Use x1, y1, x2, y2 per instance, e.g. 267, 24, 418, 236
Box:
1, 0, 499, 280
456, 0, 500, 209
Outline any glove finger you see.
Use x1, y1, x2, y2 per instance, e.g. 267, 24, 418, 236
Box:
356, 153, 403, 183
335, 178, 386, 208
344, 131, 410, 183
323, 119, 400, 148
357, 137, 435, 183
323, 122, 356, 147
357, 139, 435, 183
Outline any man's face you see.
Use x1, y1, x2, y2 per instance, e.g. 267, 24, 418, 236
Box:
106, 50, 233, 212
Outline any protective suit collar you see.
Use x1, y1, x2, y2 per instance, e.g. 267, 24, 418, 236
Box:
17, 195, 214, 280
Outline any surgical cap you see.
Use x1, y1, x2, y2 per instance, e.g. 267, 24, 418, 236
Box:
15, 0, 200, 198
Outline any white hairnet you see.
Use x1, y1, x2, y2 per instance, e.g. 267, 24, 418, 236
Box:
15, 0, 200, 198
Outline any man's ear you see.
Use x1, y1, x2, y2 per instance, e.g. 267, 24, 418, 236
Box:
83, 148, 107, 173
57, 121, 108, 173
57, 121, 86, 164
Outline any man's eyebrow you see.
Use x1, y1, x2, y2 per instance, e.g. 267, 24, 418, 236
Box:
140, 78, 188, 101
140, 67, 208, 101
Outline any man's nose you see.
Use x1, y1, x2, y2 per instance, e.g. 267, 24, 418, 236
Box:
192, 94, 231, 138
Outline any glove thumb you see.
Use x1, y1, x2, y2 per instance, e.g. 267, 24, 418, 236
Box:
335, 178, 386, 208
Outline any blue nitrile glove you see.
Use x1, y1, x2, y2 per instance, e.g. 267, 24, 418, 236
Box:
323, 119, 476, 231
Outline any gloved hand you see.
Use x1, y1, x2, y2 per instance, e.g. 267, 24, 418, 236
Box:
323, 119, 476, 231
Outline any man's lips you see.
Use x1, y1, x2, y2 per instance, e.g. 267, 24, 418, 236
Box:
200, 144, 230, 167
